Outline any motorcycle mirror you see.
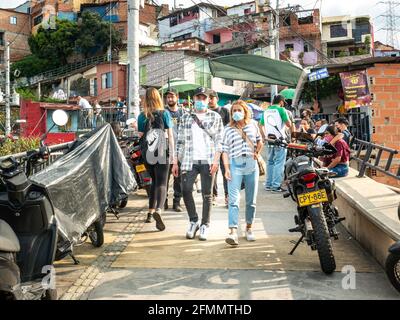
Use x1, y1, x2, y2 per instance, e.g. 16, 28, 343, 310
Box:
52, 110, 69, 127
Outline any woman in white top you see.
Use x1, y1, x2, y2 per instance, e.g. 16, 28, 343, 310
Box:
222, 100, 263, 246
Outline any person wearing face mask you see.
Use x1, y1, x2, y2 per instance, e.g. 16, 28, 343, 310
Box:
172, 87, 224, 241
222, 101, 263, 246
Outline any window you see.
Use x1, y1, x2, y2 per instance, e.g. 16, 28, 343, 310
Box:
224, 79, 234, 86
101, 72, 113, 89
304, 43, 310, 52
10, 16, 17, 25
285, 44, 294, 51
298, 15, 313, 25
244, 8, 251, 15
173, 33, 192, 41
33, 15, 43, 26
170, 15, 178, 27
330, 24, 348, 38
282, 15, 291, 26
0, 33, 4, 46
213, 33, 221, 44
139, 65, 147, 84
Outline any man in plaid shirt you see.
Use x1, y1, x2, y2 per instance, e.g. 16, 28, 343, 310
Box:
172, 87, 224, 241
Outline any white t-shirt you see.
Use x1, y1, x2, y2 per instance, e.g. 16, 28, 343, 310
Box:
192, 112, 209, 161
264, 108, 287, 140
79, 98, 92, 110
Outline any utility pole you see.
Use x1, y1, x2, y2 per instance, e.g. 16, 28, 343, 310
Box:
379, 1, 400, 48
5, 42, 11, 136
269, 0, 280, 102
127, 0, 141, 119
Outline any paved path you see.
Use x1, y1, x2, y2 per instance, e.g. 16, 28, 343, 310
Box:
78, 174, 400, 300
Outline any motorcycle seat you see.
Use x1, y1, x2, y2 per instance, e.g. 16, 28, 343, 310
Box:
0, 220, 20, 253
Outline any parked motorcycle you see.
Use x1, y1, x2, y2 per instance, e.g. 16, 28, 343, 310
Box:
265, 116, 345, 274
385, 203, 400, 293
0, 111, 71, 300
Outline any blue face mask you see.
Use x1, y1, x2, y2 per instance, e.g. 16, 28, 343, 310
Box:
194, 100, 208, 112
232, 111, 244, 122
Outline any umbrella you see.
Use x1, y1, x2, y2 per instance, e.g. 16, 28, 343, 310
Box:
279, 88, 296, 100
209, 54, 303, 87
159, 78, 200, 94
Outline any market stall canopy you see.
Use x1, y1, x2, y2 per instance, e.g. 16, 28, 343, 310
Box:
159, 78, 200, 94
209, 54, 304, 87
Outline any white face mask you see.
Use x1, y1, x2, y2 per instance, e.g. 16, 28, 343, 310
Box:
232, 111, 244, 122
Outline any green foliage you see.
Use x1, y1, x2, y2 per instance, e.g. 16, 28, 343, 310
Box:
13, 13, 123, 79
16, 88, 37, 101
0, 108, 21, 135
75, 11, 122, 58
0, 137, 40, 157
302, 74, 342, 103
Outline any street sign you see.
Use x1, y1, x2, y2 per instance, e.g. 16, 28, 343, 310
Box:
308, 68, 329, 82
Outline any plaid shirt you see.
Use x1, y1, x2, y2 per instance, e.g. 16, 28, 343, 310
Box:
176, 110, 224, 172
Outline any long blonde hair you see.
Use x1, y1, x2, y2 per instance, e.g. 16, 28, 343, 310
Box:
229, 100, 251, 127
144, 87, 164, 121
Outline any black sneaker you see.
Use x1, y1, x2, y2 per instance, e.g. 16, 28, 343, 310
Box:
164, 201, 169, 210
145, 212, 153, 223
153, 209, 165, 231
272, 187, 286, 193
173, 203, 183, 212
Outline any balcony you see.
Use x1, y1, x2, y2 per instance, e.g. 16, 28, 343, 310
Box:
208, 35, 247, 53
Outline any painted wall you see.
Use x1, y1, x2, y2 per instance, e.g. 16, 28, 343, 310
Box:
204, 29, 233, 44
227, 3, 256, 16
280, 38, 318, 65
96, 63, 127, 103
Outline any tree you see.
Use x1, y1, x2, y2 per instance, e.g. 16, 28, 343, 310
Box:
29, 19, 79, 66
75, 11, 122, 58
11, 54, 55, 79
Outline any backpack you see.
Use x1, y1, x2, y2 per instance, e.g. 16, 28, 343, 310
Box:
140, 111, 167, 164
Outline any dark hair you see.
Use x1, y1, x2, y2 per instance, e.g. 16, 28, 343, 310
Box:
273, 95, 285, 105
335, 117, 349, 126
111, 122, 122, 137
325, 125, 336, 136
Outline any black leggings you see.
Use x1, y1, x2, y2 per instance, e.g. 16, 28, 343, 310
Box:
144, 162, 169, 210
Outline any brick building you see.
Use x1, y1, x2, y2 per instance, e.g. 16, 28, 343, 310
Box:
0, 8, 31, 66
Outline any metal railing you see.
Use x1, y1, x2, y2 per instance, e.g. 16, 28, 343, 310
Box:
77, 107, 127, 131
315, 110, 371, 142
0, 142, 73, 175
351, 138, 400, 180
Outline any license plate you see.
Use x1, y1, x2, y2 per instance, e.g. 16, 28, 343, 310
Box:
297, 189, 328, 207
136, 164, 146, 173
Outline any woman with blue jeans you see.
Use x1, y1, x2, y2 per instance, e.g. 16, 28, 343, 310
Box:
222, 101, 263, 246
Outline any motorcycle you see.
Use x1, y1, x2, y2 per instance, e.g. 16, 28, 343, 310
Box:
385, 203, 400, 293
118, 133, 151, 197
265, 116, 345, 274
0, 110, 72, 300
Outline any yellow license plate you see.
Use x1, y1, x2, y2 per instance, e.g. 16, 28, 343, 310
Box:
297, 189, 328, 207
136, 164, 146, 173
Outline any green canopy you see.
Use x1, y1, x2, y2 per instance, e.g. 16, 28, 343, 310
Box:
279, 88, 296, 100
159, 78, 200, 94
209, 54, 303, 87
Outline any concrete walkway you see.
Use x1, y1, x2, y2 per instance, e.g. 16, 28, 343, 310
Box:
82, 173, 400, 300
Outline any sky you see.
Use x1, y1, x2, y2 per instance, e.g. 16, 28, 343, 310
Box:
0, 0, 397, 45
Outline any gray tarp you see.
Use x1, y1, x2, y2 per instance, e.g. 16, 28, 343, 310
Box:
31, 124, 137, 242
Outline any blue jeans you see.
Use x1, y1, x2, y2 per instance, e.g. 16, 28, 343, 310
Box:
265, 145, 287, 189
330, 164, 349, 177
228, 157, 259, 229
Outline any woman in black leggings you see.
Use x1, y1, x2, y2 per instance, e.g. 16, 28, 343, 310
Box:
138, 88, 175, 231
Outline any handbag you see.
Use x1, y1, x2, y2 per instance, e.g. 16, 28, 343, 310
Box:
235, 125, 266, 176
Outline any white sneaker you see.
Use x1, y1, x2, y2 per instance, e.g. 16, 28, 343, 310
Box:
199, 224, 209, 241
245, 229, 256, 242
225, 233, 239, 246
186, 222, 200, 239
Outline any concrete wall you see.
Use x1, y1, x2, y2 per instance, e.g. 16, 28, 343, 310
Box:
280, 38, 318, 65
227, 3, 256, 16
335, 168, 400, 267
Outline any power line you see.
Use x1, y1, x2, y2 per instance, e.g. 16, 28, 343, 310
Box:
377, 1, 400, 47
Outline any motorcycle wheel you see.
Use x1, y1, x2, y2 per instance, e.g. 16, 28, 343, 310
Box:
385, 253, 400, 293
89, 220, 104, 248
309, 206, 336, 274
41, 289, 58, 300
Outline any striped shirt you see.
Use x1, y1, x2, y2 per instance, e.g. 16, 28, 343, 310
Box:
222, 120, 261, 159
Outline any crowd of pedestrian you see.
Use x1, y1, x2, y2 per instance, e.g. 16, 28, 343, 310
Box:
134, 86, 353, 247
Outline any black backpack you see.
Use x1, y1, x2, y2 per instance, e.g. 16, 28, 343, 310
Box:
140, 111, 167, 164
